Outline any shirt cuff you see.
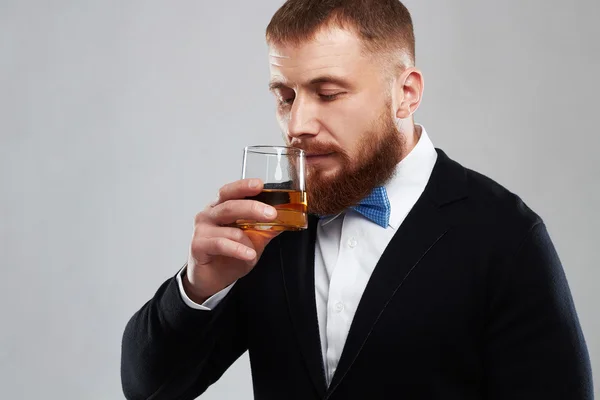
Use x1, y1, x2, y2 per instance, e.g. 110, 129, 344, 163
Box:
176, 264, 235, 310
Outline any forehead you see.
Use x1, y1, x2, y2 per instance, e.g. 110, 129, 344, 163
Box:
268, 27, 369, 85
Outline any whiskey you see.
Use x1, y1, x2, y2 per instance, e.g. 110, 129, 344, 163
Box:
235, 189, 308, 231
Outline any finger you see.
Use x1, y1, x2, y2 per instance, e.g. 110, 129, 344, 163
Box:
209, 199, 277, 226
198, 225, 248, 244
195, 236, 257, 262
200, 225, 281, 262
215, 179, 264, 205
201, 226, 260, 260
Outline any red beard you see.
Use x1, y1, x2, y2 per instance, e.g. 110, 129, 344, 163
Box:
290, 107, 405, 216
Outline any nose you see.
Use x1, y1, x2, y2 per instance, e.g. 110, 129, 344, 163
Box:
287, 95, 320, 140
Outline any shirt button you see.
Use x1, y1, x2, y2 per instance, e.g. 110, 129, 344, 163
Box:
347, 237, 358, 248
334, 302, 345, 313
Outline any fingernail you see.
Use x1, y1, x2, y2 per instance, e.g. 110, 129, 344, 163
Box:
264, 206, 276, 217
246, 248, 256, 259
249, 179, 260, 188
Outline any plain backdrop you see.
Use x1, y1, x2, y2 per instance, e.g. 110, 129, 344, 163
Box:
1, 0, 598, 398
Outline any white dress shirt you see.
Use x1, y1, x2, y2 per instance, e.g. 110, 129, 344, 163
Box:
177, 126, 438, 386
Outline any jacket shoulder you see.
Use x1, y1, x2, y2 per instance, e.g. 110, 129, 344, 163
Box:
454, 160, 544, 242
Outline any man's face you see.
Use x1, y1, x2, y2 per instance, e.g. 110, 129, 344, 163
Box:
268, 26, 405, 215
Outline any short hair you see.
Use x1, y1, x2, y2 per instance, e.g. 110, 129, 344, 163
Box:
266, 0, 416, 67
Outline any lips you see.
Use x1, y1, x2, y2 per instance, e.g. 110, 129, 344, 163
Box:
305, 153, 334, 164
305, 152, 334, 157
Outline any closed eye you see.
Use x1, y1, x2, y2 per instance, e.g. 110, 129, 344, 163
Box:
319, 93, 345, 102
278, 96, 295, 106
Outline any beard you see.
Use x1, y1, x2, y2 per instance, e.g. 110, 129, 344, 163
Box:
289, 105, 406, 216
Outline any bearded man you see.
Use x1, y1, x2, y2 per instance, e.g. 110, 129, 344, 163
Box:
121, 1, 593, 399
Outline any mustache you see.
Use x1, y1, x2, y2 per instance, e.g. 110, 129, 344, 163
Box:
289, 140, 346, 156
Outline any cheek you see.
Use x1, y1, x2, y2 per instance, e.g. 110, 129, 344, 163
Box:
276, 107, 288, 124
323, 109, 370, 153
276, 111, 290, 134
331, 91, 382, 129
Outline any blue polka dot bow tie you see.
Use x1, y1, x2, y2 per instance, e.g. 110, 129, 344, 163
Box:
351, 186, 391, 228
321, 186, 391, 228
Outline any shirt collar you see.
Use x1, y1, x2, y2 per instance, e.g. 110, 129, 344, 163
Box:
319, 125, 438, 229
385, 125, 437, 229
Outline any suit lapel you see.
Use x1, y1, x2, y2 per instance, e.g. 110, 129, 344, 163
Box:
279, 214, 327, 398
325, 196, 449, 394
326, 149, 468, 396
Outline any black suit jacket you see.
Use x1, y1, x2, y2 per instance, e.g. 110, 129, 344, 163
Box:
121, 149, 593, 399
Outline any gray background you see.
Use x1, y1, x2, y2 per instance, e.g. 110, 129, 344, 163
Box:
0, 0, 597, 398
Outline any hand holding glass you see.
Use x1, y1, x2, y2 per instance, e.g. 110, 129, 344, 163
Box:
233, 146, 307, 231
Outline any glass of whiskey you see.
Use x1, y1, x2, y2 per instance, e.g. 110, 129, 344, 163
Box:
235, 145, 307, 231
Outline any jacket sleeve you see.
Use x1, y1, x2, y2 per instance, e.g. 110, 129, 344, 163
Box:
484, 222, 593, 399
120, 270, 248, 400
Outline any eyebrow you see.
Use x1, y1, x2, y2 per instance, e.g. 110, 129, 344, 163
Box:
269, 81, 289, 91
269, 75, 353, 91
308, 75, 352, 87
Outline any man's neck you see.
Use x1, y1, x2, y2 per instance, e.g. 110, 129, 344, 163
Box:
400, 122, 422, 162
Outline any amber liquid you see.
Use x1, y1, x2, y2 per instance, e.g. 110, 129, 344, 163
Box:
235, 189, 308, 231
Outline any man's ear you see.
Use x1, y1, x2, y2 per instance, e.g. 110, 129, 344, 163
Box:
393, 67, 424, 119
